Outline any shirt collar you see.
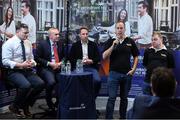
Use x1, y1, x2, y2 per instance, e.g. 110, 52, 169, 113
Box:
150, 45, 167, 52
50, 39, 56, 46
15, 35, 23, 43
23, 12, 31, 18
81, 40, 88, 45
116, 36, 127, 44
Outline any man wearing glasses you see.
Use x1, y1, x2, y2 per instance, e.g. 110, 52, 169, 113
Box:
35, 27, 65, 111
2, 23, 44, 118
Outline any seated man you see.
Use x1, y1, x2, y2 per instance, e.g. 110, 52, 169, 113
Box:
35, 27, 64, 111
2, 23, 44, 117
127, 67, 180, 119
69, 26, 101, 107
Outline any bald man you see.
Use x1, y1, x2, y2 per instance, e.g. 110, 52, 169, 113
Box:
35, 27, 65, 111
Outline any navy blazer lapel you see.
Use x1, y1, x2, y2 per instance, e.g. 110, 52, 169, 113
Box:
47, 39, 52, 59
87, 41, 90, 57
79, 41, 83, 57
57, 41, 63, 60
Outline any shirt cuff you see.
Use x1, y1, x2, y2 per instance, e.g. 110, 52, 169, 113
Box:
47, 61, 50, 66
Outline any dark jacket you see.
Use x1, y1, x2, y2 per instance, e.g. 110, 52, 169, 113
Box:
69, 40, 100, 70
35, 39, 65, 68
127, 95, 180, 119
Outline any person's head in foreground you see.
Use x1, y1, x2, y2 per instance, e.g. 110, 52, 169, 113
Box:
151, 67, 176, 98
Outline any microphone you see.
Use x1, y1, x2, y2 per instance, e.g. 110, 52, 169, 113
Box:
113, 43, 118, 50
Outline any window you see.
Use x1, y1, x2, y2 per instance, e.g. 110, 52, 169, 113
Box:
56, 0, 65, 31
13, 0, 21, 21
129, 0, 138, 18
0, 0, 3, 24
37, 0, 65, 31
37, 0, 54, 30
162, 0, 168, 7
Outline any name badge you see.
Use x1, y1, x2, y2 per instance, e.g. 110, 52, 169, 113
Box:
161, 54, 167, 57
126, 44, 132, 47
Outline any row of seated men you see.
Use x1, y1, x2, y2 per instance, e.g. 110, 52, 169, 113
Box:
1, 22, 180, 119
1, 23, 101, 118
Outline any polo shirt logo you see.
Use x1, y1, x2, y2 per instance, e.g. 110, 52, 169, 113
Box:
161, 54, 167, 57
126, 44, 132, 46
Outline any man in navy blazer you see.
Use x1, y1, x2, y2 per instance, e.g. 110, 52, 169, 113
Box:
69, 26, 101, 102
127, 67, 180, 119
35, 27, 65, 111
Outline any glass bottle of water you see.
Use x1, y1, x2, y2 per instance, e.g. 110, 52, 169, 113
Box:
79, 60, 83, 73
76, 59, 81, 73
76, 59, 83, 73
61, 60, 66, 73
66, 60, 71, 74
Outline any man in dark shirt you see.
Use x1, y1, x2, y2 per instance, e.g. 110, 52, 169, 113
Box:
127, 67, 180, 119
103, 21, 139, 119
143, 32, 175, 95
69, 26, 101, 116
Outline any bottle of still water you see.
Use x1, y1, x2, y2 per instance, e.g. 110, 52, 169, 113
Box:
76, 59, 83, 73
61, 60, 66, 73
66, 60, 71, 74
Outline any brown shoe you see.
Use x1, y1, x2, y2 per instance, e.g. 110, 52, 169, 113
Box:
9, 104, 24, 118
23, 106, 32, 118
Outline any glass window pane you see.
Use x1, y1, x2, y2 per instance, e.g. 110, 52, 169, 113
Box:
50, 12, 53, 24
50, 2, 53, 9
46, 2, 48, 8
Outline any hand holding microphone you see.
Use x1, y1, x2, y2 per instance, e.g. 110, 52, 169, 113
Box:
113, 39, 119, 50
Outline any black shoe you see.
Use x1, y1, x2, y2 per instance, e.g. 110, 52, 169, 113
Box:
96, 109, 100, 118
54, 100, 59, 109
47, 101, 55, 111
9, 104, 24, 118
49, 105, 55, 112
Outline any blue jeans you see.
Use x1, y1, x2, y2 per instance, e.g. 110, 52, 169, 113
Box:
84, 67, 101, 98
105, 71, 132, 119
7, 70, 44, 108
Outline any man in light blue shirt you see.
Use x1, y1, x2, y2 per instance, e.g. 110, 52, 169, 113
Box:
21, 0, 36, 49
2, 23, 44, 118
133, 1, 153, 49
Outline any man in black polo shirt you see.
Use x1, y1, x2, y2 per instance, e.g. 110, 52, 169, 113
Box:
143, 32, 175, 95
103, 21, 139, 119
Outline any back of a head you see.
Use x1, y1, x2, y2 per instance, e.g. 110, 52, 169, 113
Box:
151, 67, 176, 97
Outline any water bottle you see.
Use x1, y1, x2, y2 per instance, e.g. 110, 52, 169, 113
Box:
61, 60, 66, 73
76, 59, 83, 73
79, 60, 83, 73
66, 60, 71, 74
76, 59, 81, 73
